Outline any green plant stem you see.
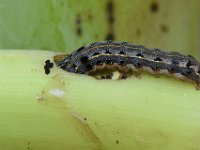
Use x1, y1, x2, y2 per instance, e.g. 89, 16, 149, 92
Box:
0, 50, 200, 150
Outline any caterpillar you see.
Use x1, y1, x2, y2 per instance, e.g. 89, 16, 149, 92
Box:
55, 40, 200, 90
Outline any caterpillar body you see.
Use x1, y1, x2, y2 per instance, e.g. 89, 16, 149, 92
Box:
56, 41, 200, 90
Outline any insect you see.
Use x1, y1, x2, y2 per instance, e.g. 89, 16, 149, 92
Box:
55, 40, 200, 90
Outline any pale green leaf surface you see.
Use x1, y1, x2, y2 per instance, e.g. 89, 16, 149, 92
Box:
1, 50, 200, 150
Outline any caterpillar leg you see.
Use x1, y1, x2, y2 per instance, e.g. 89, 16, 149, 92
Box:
132, 70, 141, 79
93, 72, 114, 80
194, 82, 200, 90
119, 72, 127, 79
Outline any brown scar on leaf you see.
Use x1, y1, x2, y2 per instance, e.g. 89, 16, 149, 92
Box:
71, 112, 105, 150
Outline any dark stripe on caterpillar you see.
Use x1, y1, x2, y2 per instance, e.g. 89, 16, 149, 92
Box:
56, 41, 200, 90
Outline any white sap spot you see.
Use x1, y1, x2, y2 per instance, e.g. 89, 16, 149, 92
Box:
49, 89, 65, 97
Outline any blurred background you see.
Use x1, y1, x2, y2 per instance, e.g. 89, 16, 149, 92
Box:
0, 0, 199, 58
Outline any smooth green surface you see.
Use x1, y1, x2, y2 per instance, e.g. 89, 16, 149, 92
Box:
0, 0, 108, 51
0, 0, 199, 57
1, 50, 200, 150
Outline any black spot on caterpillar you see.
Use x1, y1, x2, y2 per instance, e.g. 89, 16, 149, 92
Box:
55, 41, 200, 90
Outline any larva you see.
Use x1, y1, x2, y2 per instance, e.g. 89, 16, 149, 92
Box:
55, 40, 200, 90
